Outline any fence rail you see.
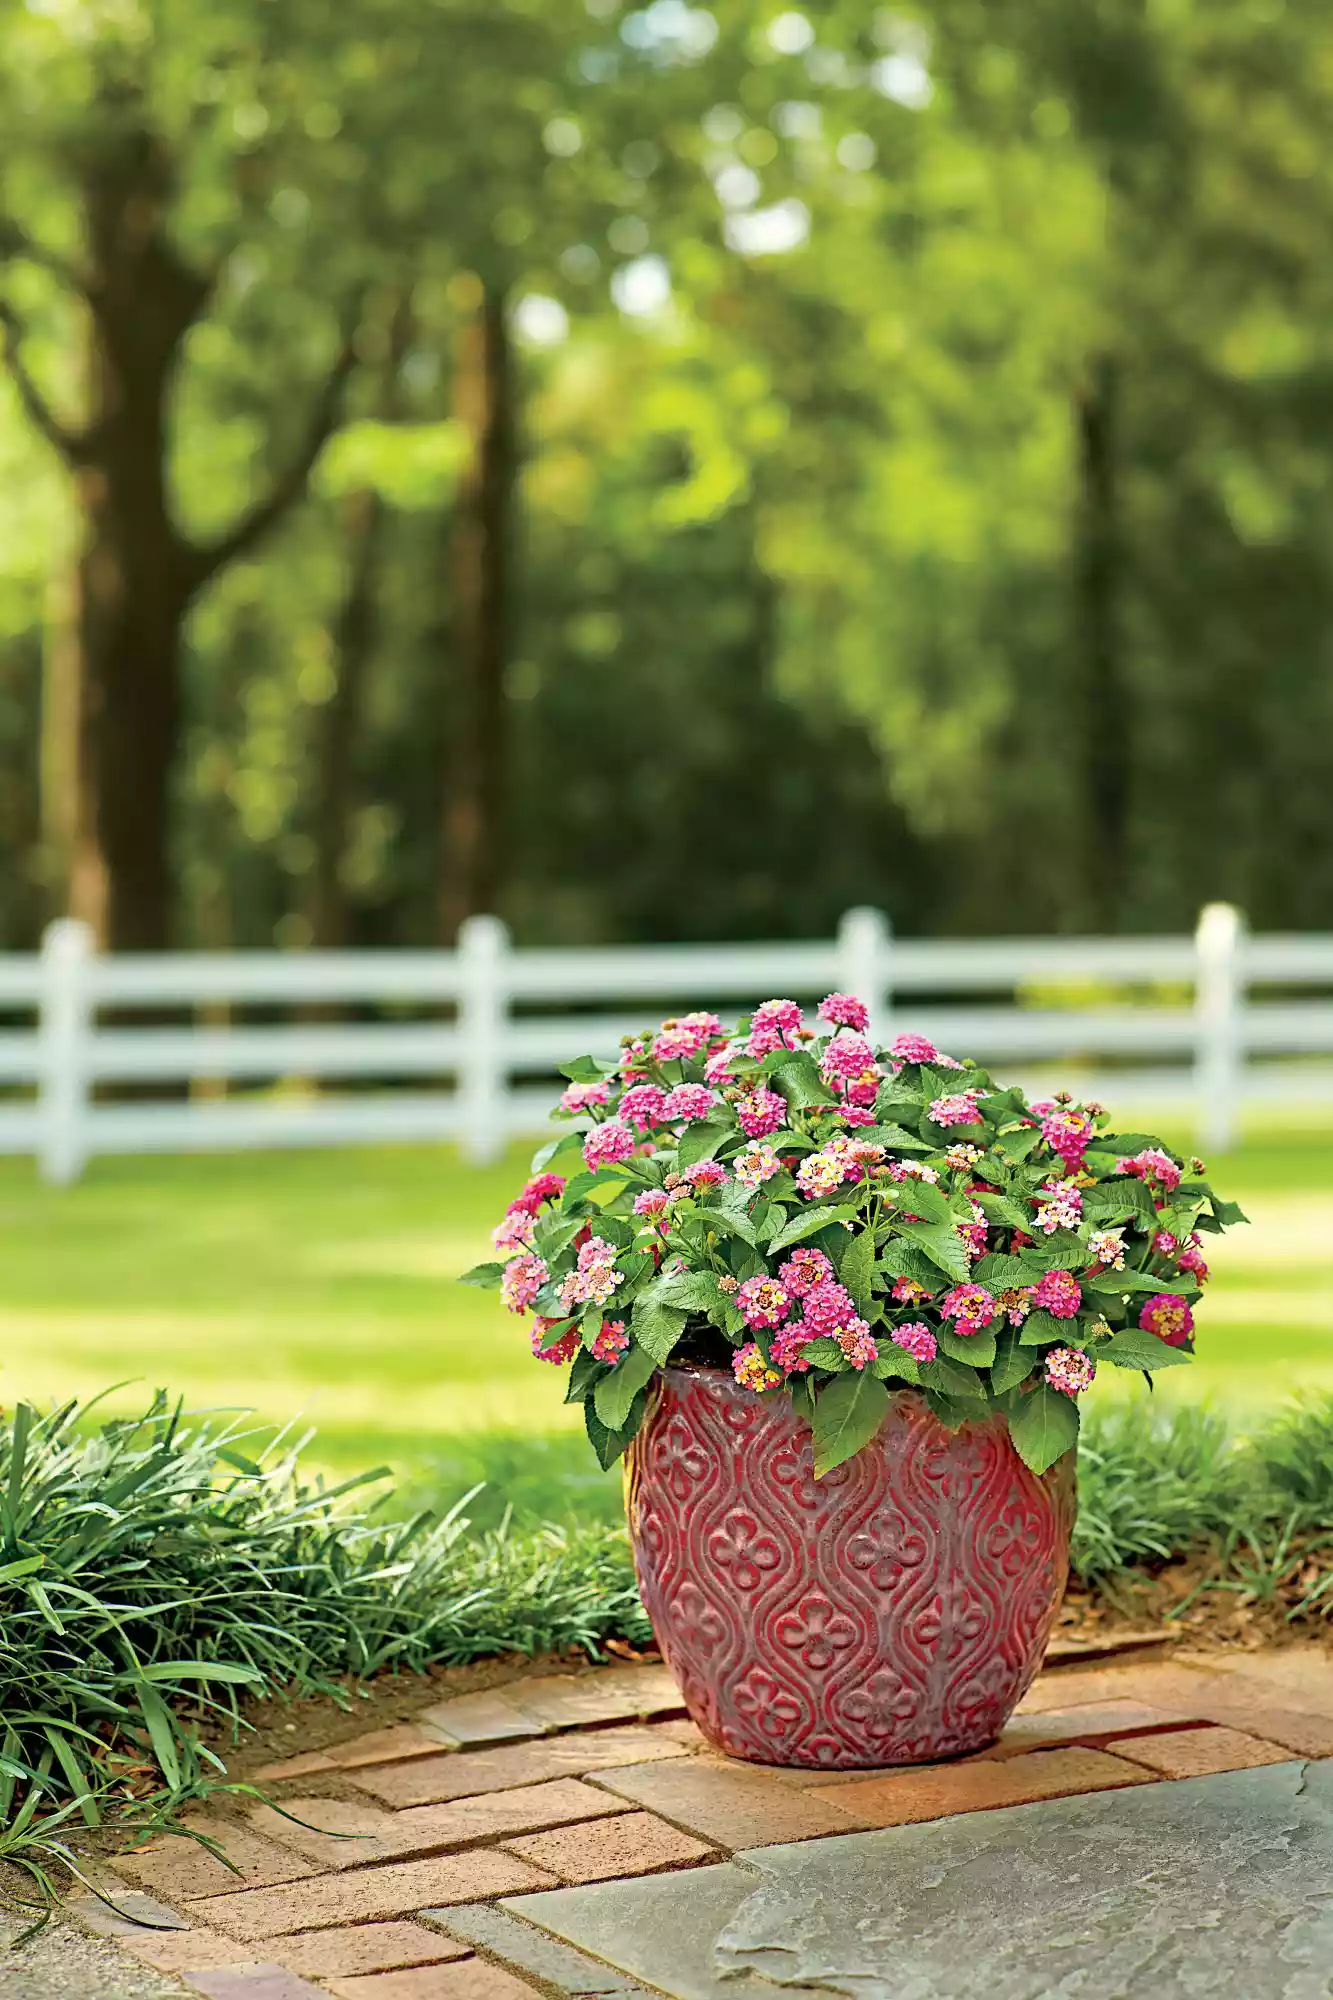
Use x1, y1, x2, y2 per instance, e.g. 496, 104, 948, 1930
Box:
1, 903, 1331, 1183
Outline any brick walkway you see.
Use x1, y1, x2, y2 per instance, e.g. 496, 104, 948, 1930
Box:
71, 1640, 1333, 2000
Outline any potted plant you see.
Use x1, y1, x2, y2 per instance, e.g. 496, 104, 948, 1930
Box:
465, 997, 1244, 1768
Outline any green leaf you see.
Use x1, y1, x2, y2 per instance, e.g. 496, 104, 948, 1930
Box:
920, 1353, 986, 1398
631, 1297, 689, 1365
530, 1130, 586, 1172
894, 1219, 971, 1284
788, 1375, 816, 1425
1018, 1308, 1073, 1347
871, 1348, 921, 1385
458, 1261, 506, 1289
924, 1390, 988, 1431
860, 1122, 932, 1152
584, 1394, 647, 1471
838, 1228, 877, 1315
1083, 1270, 1195, 1297
767, 1205, 861, 1256
972, 1252, 1036, 1288
1084, 1181, 1154, 1219
875, 1242, 942, 1290
989, 1328, 1035, 1396
565, 1348, 600, 1403
972, 1191, 1030, 1230
654, 1270, 724, 1312
133, 1680, 182, 1794
711, 1182, 761, 1248
593, 1342, 660, 1431
768, 1052, 837, 1107
811, 1372, 889, 1477
1096, 1329, 1193, 1370
994, 1126, 1040, 1162
1007, 1386, 1080, 1475
936, 1325, 996, 1367
801, 1336, 850, 1371
678, 1117, 731, 1169
889, 1177, 953, 1224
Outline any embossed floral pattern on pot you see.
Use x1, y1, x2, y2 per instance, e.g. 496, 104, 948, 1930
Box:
625, 1364, 1075, 1769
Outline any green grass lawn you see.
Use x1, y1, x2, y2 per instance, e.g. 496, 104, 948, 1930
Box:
0, 1119, 1329, 1529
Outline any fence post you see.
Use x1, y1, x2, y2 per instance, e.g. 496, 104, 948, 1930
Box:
837, 907, 892, 1046
457, 913, 510, 1164
1194, 901, 1246, 1156
37, 918, 95, 1186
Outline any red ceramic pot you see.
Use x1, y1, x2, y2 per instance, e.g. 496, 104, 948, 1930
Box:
625, 1363, 1076, 1769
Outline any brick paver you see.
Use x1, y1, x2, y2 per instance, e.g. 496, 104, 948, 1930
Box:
329, 1725, 458, 1770
250, 1779, 630, 1870
982, 1700, 1198, 1757
588, 1756, 874, 1847
197, 1853, 556, 1941
185, 1968, 328, 2000
116, 1817, 316, 1901
325, 1965, 543, 2000
272, 1923, 469, 1978
351, 1726, 689, 1808
1109, 1725, 1297, 1779
808, 1746, 1155, 1827
111, 1925, 254, 1973
500, 1810, 713, 1883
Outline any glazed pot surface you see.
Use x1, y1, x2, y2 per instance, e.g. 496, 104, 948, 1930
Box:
625, 1365, 1075, 1769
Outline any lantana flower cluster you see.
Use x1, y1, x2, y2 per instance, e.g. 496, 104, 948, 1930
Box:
467, 999, 1244, 1479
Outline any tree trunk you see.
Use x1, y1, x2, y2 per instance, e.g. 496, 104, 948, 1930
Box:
441, 279, 514, 941
1075, 352, 1129, 930
310, 294, 411, 947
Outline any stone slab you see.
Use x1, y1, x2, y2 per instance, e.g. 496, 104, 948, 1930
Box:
509, 1758, 1333, 1999
505, 1866, 830, 2000
436, 1902, 656, 1996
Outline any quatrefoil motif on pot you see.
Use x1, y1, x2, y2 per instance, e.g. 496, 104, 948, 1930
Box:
709, 1509, 782, 1593
773, 1591, 859, 1671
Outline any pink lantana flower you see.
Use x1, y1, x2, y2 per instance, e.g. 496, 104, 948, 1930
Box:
736, 1276, 791, 1330
1033, 1179, 1083, 1234
704, 1047, 738, 1087
928, 1091, 984, 1127
531, 1318, 580, 1365
832, 1317, 877, 1370
1045, 1346, 1096, 1397
683, 1159, 728, 1192
559, 1081, 610, 1115
820, 1033, 877, 1083
770, 1324, 814, 1375
1116, 1147, 1182, 1194
940, 1283, 997, 1335
889, 1032, 961, 1068
1139, 1293, 1194, 1347
891, 1320, 937, 1363
583, 1119, 637, 1171
661, 1083, 717, 1124
735, 1086, 787, 1139
591, 1319, 630, 1363
632, 1188, 673, 1217
1030, 1269, 1081, 1319
796, 1150, 847, 1200
618, 1083, 668, 1133
819, 992, 870, 1032
803, 1280, 860, 1336
1177, 1243, 1210, 1283
891, 1276, 930, 1305
1032, 1102, 1096, 1167
501, 1251, 548, 1314
492, 1209, 536, 1253
779, 1247, 834, 1296
746, 998, 805, 1058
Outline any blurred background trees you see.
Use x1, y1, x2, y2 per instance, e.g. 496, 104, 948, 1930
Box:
0, 0, 1328, 951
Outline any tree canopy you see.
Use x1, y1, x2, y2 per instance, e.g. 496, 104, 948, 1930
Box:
0, 0, 1327, 950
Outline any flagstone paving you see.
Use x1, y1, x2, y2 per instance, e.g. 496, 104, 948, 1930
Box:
69, 1639, 1333, 1999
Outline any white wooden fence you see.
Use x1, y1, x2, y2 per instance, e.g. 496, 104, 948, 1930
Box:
1, 903, 1332, 1183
